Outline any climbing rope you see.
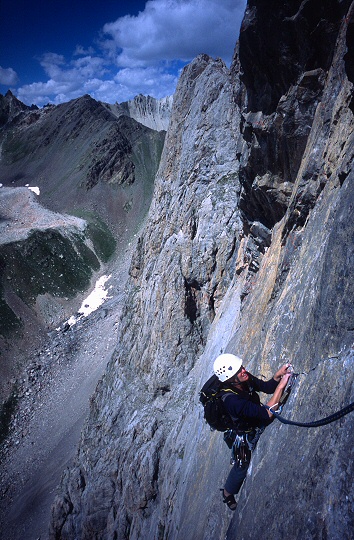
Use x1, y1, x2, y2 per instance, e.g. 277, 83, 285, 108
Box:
265, 401, 354, 428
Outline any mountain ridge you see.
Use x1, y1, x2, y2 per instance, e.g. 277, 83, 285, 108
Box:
0, 92, 165, 402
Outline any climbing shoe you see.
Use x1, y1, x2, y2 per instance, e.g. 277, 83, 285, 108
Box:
221, 489, 237, 511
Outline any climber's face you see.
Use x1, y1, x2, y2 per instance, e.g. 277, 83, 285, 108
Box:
235, 366, 249, 383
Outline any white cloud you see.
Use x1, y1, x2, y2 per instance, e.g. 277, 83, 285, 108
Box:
73, 45, 96, 56
16, 68, 177, 107
39, 52, 107, 82
13, 0, 246, 107
114, 66, 178, 97
0, 66, 19, 86
16, 53, 110, 105
103, 0, 246, 66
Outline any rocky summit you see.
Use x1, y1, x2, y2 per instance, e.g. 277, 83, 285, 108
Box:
1, 1, 354, 539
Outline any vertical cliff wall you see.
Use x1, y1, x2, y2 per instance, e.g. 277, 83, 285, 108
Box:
51, 2, 354, 539
51, 51, 244, 539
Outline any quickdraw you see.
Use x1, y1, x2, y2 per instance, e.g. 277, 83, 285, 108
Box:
226, 426, 266, 466
230, 433, 251, 467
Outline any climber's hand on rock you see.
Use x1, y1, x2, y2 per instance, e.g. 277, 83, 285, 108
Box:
274, 363, 292, 381
278, 372, 291, 389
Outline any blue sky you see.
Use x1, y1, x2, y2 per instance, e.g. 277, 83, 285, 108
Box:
0, 0, 246, 107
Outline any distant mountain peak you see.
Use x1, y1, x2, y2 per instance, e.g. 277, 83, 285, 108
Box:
0, 91, 38, 127
103, 94, 173, 131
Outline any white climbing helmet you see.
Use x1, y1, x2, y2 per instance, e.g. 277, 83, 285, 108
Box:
213, 353, 243, 382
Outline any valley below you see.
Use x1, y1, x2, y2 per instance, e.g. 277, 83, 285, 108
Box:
0, 246, 133, 540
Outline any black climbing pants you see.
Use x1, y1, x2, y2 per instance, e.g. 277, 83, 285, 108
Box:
224, 461, 249, 495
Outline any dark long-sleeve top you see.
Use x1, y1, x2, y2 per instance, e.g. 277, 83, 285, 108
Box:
222, 375, 278, 430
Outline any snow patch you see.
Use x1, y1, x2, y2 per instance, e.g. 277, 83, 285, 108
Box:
65, 275, 112, 328
25, 184, 40, 195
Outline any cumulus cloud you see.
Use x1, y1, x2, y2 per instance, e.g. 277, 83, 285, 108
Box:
16, 58, 177, 106
13, 0, 246, 107
0, 66, 19, 86
16, 52, 110, 105
73, 45, 96, 56
114, 66, 178, 97
103, 0, 245, 67
39, 52, 107, 81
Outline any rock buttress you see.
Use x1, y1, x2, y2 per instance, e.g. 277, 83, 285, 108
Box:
50, 54, 244, 539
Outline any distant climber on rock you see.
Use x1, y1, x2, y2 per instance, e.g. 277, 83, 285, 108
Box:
213, 354, 292, 511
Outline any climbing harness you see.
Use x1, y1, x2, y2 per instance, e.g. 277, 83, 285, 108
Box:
223, 370, 300, 467
246, 425, 265, 451
225, 425, 265, 466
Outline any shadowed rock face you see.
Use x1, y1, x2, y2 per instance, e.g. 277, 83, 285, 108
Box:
0, 91, 37, 128
235, 0, 352, 230
238, 0, 348, 115
46, 1, 354, 539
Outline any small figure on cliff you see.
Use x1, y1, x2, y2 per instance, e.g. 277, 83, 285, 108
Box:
213, 354, 292, 511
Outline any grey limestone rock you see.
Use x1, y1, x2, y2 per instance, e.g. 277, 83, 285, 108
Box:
104, 94, 173, 132
50, 53, 244, 539
50, 2, 354, 539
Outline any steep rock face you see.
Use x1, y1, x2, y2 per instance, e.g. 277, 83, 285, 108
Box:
235, 0, 349, 229
226, 8, 354, 537
238, 0, 348, 114
51, 53, 244, 539
51, 2, 354, 540
105, 94, 173, 132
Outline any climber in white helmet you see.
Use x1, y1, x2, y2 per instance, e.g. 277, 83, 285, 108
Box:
213, 353, 292, 511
